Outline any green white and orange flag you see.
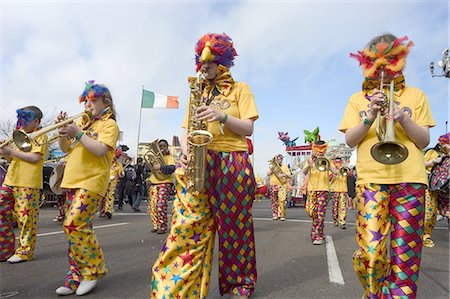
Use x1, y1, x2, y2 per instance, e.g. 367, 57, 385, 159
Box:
141, 89, 179, 109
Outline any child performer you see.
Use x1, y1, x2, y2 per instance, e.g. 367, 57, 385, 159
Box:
267, 154, 291, 220
0, 106, 48, 263
330, 157, 349, 229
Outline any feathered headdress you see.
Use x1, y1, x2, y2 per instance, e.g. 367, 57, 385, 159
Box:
438, 132, 450, 145
312, 140, 327, 156
195, 33, 238, 72
350, 35, 414, 79
79, 80, 110, 103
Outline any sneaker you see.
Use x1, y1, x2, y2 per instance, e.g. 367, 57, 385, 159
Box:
133, 208, 141, 212
98, 213, 106, 218
55, 286, 75, 296
157, 229, 166, 234
105, 212, 112, 219
7, 255, 25, 263
76, 280, 97, 296
312, 239, 325, 245
272, 217, 278, 220
280, 217, 286, 221
423, 234, 435, 248
436, 215, 444, 221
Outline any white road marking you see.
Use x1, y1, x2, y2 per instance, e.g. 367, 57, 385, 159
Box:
16, 222, 130, 239
325, 235, 345, 285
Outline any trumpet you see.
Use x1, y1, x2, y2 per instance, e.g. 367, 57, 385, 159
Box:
370, 71, 409, 164
339, 166, 350, 176
13, 111, 92, 152
315, 157, 330, 172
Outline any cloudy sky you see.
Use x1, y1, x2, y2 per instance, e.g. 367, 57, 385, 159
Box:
1, 0, 448, 177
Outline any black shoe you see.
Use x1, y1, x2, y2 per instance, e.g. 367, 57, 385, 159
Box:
157, 229, 166, 234
151, 229, 157, 233
133, 208, 141, 212
105, 212, 112, 219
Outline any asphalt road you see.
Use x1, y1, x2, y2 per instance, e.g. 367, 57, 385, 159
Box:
0, 199, 448, 299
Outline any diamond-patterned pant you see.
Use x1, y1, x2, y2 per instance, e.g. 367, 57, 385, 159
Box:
0, 185, 40, 261
307, 191, 329, 241
331, 192, 348, 226
269, 185, 287, 219
63, 189, 107, 291
99, 178, 117, 216
148, 183, 171, 231
151, 151, 257, 298
353, 183, 425, 299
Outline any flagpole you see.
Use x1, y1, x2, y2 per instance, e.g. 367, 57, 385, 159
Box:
136, 86, 144, 162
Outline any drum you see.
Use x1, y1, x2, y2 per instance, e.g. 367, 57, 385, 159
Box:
256, 185, 268, 196
43, 162, 65, 195
429, 156, 449, 192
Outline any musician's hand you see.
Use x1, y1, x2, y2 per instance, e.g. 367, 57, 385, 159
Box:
196, 106, 224, 122
434, 156, 443, 164
393, 104, 407, 124
1, 145, 14, 156
179, 154, 188, 170
368, 89, 386, 120
55, 111, 68, 124
58, 123, 80, 139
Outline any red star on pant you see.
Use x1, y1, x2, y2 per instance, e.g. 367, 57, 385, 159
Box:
20, 208, 30, 217
169, 234, 177, 243
179, 250, 194, 266
64, 221, 78, 234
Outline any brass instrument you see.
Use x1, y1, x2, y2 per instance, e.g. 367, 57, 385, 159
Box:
184, 73, 213, 195
339, 166, 350, 176
370, 71, 409, 164
0, 137, 13, 150
315, 157, 330, 172
268, 156, 287, 184
144, 139, 170, 181
13, 111, 92, 152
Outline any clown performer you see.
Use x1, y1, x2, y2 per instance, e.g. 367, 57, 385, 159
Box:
303, 140, 336, 245
340, 33, 435, 298
150, 33, 258, 299
0, 106, 48, 263
54, 81, 119, 296
423, 133, 450, 247
267, 154, 291, 220
99, 148, 124, 219
330, 157, 349, 229
147, 139, 176, 234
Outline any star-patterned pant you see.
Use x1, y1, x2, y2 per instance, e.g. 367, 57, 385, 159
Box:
353, 183, 425, 299
269, 185, 287, 219
331, 192, 348, 226
423, 189, 437, 238
99, 178, 118, 216
151, 151, 257, 298
306, 190, 329, 241
148, 183, 172, 232
63, 189, 107, 291
0, 185, 41, 261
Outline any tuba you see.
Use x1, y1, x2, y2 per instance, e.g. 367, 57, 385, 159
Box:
143, 139, 170, 181
370, 71, 409, 164
183, 73, 213, 196
13, 111, 92, 152
268, 156, 287, 184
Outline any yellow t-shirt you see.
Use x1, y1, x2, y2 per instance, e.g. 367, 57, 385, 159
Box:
304, 162, 330, 192
269, 164, 290, 186
4, 134, 48, 189
424, 149, 439, 173
182, 81, 259, 152
339, 86, 435, 186
331, 174, 348, 193
61, 117, 119, 196
149, 155, 175, 184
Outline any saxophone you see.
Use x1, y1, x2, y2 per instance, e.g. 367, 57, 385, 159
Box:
143, 139, 170, 181
268, 156, 287, 184
184, 73, 213, 196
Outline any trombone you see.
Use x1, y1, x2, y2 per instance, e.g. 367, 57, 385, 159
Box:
13, 111, 92, 152
370, 71, 409, 164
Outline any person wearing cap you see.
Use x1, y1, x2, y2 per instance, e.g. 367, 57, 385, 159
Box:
303, 140, 336, 245
340, 33, 435, 299
0, 106, 48, 263
330, 157, 349, 229
150, 33, 258, 299
99, 148, 124, 219
267, 154, 291, 220
54, 81, 119, 296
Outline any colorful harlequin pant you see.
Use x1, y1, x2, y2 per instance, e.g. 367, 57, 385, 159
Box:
0, 185, 41, 261
269, 185, 287, 219
436, 189, 449, 219
353, 183, 425, 299
99, 178, 117, 216
63, 189, 107, 291
331, 192, 348, 226
148, 183, 171, 232
151, 151, 257, 298
306, 190, 329, 241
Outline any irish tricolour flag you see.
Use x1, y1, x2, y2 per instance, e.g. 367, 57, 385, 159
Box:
141, 89, 179, 109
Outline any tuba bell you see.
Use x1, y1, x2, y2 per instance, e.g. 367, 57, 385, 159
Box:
143, 139, 170, 181
370, 71, 409, 165
315, 157, 330, 172
268, 156, 287, 184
